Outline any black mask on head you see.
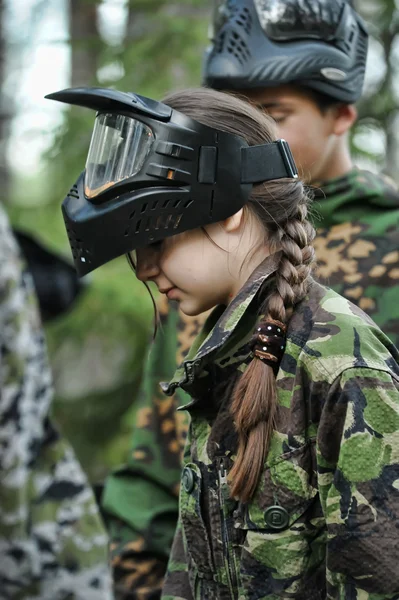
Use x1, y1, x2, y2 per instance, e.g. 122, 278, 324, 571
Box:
46, 87, 298, 277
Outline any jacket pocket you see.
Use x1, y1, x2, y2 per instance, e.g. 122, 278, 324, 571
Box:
235, 441, 326, 599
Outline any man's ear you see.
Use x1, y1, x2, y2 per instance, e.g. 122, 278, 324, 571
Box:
223, 208, 245, 233
332, 103, 357, 137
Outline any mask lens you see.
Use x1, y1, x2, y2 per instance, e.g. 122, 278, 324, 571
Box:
85, 113, 154, 199
253, 0, 341, 42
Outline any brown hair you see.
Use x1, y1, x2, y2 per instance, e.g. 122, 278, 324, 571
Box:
163, 88, 315, 503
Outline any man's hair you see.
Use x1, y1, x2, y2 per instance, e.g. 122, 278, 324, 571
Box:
304, 87, 345, 113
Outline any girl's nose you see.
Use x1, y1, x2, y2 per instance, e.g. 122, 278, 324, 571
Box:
135, 246, 161, 281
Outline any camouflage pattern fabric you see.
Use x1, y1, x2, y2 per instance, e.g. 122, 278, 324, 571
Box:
102, 168, 399, 598
161, 260, 399, 599
0, 204, 113, 600
313, 169, 399, 344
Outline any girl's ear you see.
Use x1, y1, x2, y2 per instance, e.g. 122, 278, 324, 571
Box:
223, 208, 245, 233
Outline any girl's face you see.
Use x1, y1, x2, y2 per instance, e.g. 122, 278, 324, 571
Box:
135, 211, 270, 316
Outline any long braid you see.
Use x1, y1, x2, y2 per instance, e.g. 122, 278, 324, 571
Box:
268, 198, 315, 323
229, 189, 315, 503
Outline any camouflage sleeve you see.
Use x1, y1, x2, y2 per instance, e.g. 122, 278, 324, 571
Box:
102, 297, 192, 599
0, 205, 113, 600
317, 366, 399, 598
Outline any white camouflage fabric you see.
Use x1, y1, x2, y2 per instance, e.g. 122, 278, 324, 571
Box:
0, 204, 113, 599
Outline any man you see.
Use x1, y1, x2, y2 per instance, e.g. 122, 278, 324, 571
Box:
0, 203, 113, 599
101, 1, 399, 597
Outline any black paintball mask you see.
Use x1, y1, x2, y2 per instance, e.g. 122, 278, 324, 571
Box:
204, 0, 368, 103
46, 87, 298, 277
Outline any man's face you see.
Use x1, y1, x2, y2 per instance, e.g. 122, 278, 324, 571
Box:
236, 85, 343, 183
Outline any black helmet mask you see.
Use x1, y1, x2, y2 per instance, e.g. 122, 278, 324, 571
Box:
46, 87, 298, 277
204, 0, 368, 103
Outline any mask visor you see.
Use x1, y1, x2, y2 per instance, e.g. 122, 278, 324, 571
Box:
84, 112, 154, 199
254, 0, 340, 42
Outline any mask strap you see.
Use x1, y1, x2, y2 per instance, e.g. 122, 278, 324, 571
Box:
241, 139, 298, 184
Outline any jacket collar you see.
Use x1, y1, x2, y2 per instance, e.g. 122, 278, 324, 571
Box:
161, 251, 282, 399
313, 168, 399, 229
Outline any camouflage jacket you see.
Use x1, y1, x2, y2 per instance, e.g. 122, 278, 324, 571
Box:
313, 169, 399, 343
161, 262, 399, 600
0, 205, 113, 600
102, 169, 399, 598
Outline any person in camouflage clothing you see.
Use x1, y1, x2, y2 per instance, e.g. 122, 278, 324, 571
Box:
52, 85, 399, 598
0, 203, 113, 599
138, 89, 399, 599
160, 234, 399, 599
99, 1, 399, 597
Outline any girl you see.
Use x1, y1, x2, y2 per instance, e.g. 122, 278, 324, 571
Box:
48, 86, 399, 599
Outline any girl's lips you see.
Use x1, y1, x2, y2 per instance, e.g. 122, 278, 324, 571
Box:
166, 287, 179, 300
159, 286, 179, 299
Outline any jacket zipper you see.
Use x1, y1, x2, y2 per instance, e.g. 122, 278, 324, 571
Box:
219, 458, 239, 600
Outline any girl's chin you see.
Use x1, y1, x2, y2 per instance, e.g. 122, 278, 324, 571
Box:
179, 298, 218, 317
179, 304, 199, 317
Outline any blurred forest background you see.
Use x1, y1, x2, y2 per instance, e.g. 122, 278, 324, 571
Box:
1, 0, 399, 485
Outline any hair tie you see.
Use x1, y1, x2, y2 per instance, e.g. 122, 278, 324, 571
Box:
251, 319, 286, 368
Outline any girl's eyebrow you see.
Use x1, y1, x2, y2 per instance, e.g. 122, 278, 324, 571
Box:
257, 102, 280, 110
257, 101, 288, 111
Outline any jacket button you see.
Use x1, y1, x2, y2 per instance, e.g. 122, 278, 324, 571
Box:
182, 466, 195, 493
264, 506, 289, 530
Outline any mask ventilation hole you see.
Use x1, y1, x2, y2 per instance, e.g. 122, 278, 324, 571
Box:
161, 214, 184, 230
67, 225, 91, 264
226, 30, 251, 65
173, 215, 183, 229
125, 197, 189, 237
340, 23, 357, 53
235, 6, 252, 35
213, 5, 252, 58
67, 184, 79, 199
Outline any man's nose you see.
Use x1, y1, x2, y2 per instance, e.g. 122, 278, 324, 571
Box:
135, 247, 161, 281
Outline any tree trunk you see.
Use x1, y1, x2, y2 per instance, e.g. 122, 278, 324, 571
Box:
69, 0, 102, 87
